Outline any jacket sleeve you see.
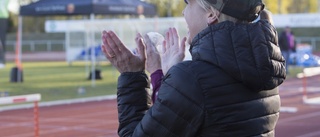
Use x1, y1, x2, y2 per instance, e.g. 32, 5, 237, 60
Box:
150, 69, 163, 102
117, 65, 204, 137
117, 71, 151, 136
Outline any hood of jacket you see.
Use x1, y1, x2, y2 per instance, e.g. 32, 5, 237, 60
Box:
190, 20, 286, 91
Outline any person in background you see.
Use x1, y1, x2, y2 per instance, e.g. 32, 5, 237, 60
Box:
101, 0, 286, 136
0, 39, 4, 68
279, 26, 296, 74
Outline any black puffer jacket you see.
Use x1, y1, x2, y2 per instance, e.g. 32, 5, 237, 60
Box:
117, 20, 286, 137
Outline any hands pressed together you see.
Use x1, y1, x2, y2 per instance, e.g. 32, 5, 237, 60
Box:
101, 28, 187, 75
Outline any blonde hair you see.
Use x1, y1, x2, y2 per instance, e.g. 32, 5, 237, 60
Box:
196, 0, 239, 23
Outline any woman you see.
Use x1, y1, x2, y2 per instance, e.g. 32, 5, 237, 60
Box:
101, 0, 285, 136
146, 9, 278, 103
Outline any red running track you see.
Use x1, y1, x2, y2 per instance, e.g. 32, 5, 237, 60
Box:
0, 100, 118, 137
1, 75, 320, 137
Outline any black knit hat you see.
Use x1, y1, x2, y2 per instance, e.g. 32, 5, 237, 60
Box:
207, 0, 265, 22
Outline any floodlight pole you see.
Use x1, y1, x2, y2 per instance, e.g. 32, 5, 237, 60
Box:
11, 15, 23, 83
90, 13, 96, 87
18, 16, 22, 81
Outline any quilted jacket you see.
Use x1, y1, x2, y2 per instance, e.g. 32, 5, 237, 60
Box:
117, 20, 286, 137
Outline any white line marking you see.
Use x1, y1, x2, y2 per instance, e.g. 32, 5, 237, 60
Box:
296, 130, 320, 137
278, 111, 320, 123
280, 107, 298, 113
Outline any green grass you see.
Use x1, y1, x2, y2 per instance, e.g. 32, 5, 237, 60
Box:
287, 66, 304, 79
0, 61, 306, 107
0, 61, 119, 104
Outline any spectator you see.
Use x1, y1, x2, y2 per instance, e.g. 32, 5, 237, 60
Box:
101, 0, 286, 136
279, 26, 296, 74
147, 8, 279, 103
0, 39, 4, 68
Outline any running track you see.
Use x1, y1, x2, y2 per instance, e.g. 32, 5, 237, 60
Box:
1, 75, 320, 137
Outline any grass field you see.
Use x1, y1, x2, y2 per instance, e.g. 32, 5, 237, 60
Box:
0, 61, 304, 105
0, 61, 119, 103
287, 66, 304, 79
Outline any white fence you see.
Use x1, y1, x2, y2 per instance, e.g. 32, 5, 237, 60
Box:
44, 17, 188, 63
6, 40, 65, 52
5, 13, 320, 53
296, 37, 320, 51
6, 37, 320, 52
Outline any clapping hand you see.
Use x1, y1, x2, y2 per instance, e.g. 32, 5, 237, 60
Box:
101, 30, 146, 73
161, 28, 187, 75
144, 32, 163, 74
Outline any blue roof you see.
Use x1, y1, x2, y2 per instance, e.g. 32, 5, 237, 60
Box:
20, 0, 157, 16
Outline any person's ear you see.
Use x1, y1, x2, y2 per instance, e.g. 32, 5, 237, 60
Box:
207, 12, 218, 25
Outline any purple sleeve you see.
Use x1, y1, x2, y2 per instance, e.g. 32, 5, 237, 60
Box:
150, 69, 163, 103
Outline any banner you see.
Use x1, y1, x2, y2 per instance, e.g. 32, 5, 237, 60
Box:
273, 13, 320, 28
0, 0, 9, 18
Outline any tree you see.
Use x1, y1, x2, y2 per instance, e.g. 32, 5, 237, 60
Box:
172, 0, 186, 17
19, 0, 34, 6
264, 0, 318, 14
288, 0, 318, 13
148, 0, 318, 16
263, 0, 278, 13
146, 0, 184, 17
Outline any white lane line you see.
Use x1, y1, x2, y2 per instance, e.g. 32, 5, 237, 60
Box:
278, 111, 320, 123
296, 130, 320, 137
280, 107, 298, 113
279, 87, 320, 92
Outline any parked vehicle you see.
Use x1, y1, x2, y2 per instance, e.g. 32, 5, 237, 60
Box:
290, 44, 320, 67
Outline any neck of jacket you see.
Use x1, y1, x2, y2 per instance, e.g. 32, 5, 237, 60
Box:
189, 20, 286, 91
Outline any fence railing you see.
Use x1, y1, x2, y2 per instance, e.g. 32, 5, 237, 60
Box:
4, 37, 320, 52
5, 40, 65, 52
295, 37, 320, 51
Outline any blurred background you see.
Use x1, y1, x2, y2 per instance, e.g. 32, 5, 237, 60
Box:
1, 0, 320, 137
0, 0, 320, 103
2, 0, 320, 64
0, 0, 319, 104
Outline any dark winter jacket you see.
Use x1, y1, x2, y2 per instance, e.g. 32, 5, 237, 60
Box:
117, 20, 286, 137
